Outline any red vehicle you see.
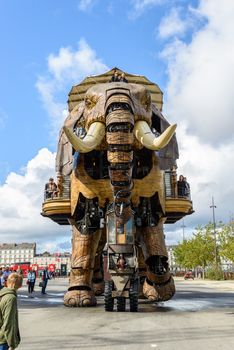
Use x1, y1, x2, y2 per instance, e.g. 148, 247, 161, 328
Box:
11, 263, 30, 278
184, 271, 194, 280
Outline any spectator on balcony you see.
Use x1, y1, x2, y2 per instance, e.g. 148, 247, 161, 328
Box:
184, 177, 190, 198
44, 178, 58, 200
177, 175, 186, 197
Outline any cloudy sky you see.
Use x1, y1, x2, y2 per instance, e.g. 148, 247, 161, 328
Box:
0, 0, 233, 252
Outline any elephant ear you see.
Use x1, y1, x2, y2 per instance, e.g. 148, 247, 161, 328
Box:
56, 102, 85, 176
151, 104, 179, 170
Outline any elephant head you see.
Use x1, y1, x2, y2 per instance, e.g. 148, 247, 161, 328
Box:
63, 82, 176, 228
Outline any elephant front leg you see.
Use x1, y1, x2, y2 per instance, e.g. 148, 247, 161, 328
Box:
92, 227, 106, 296
64, 226, 101, 307
140, 219, 175, 302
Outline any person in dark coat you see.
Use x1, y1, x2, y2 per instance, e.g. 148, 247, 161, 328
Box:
177, 175, 186, 197
44, 178, 58, 199
41, 267, 50, 294
184, 177, 190, 198
109, 70, 119, 82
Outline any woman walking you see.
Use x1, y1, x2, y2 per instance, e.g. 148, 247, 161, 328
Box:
27, 269, 35, 297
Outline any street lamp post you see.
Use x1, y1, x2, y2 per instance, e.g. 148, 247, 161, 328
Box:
181, 219, 186, 241
210, 196, 217, 265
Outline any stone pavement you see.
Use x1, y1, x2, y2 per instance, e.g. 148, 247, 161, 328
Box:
16, 278, 234, 350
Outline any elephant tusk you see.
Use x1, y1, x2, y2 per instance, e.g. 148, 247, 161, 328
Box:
133, 120, 177, 151
63, 122, 105, 153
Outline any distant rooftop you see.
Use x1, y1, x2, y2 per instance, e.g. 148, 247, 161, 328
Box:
0, 243, 36, 250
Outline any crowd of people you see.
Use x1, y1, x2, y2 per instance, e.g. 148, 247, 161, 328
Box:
0, 266, 53, 349
0, 266, 51, 296
177, 175, 190, 198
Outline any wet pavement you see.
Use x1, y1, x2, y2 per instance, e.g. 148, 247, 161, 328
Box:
17, 278, 234, 350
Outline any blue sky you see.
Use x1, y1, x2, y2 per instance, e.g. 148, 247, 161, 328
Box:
0, 0, 199, 180
0, 0, 233, 252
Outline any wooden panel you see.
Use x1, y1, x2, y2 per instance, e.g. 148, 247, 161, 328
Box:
71, 154, 165, 215
42, 199, 71, 216
165, 198, 193, 214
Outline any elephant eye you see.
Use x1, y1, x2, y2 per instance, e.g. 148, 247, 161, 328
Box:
141, 93, 151, 112
85, 95, 98, 109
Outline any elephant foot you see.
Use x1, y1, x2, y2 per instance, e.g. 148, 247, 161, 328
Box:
154, 276, 175, 301
93, 281, 105, 296
64, 290, 97, 307
143, 279, 159, 301
143, 276, 175, 302
138, 277, 147, 299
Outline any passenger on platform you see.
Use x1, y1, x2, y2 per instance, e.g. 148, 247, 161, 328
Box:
109, 70, 119, 82
184, 177, 190, 198
119, 72, 128, 83
44, 178, 58, 199
177, 175, 186, 197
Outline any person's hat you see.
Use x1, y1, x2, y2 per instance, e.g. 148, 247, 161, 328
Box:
49, 177, 54, 181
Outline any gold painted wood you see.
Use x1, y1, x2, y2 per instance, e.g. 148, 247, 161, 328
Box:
42, 199, 71, 216
70, 154, 165, 215
165, 198, 193, 214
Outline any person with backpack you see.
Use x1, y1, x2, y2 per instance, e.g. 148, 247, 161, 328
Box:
0, 272, 22, 350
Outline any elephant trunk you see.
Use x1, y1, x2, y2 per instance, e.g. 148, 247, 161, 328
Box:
106, 101, 134, 228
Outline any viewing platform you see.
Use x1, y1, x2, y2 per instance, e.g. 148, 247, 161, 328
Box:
41, 168, 194, 225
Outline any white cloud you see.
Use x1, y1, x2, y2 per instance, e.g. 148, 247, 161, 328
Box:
158, 7, 189, 39
161, 0, 234, 145
36, 38, 108, 133
159, 0, 234, 243
1, 39, 109, 252
78, 0, 96, 12
129, 0, 164, 19
0, 148, 69, 252
165, 123, 234, 244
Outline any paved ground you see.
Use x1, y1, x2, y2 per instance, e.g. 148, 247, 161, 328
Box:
17, 278, 234, 350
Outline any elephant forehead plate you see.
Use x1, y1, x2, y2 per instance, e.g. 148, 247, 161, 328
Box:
68, 67, 163, 112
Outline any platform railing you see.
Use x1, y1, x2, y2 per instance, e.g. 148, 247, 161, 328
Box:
44, 175, 70, 201
164, 168, 191, 200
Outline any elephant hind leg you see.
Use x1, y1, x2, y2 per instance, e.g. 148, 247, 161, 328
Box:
140, 222, 175, 302
143, 258, 175, 302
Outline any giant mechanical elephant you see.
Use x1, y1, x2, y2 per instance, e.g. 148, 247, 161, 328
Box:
55, 81, 179, 307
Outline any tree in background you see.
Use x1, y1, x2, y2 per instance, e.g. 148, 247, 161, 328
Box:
219, 221, 234, 263
174, 223, 218, 279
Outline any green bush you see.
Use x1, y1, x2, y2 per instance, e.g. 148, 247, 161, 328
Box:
205, 265, 224, 280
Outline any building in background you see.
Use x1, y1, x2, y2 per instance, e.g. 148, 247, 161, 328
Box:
0, 243, 71, 275
0, 243, 36, 266
34, 252, 71, 275
167, 245, 177, 271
